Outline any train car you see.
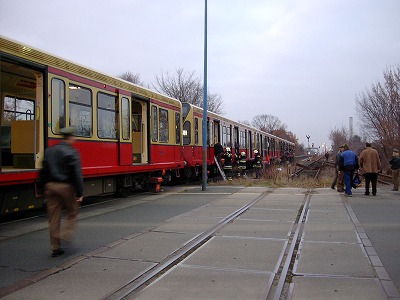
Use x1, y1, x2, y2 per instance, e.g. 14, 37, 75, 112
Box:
182, 103, 295, 178
0, 36, 184, 215
0, 36, 295, 216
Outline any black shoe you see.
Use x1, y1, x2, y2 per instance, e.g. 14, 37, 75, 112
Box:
51, 248, 65, 257
364, 193, 369, 196
331, 186, 335, 190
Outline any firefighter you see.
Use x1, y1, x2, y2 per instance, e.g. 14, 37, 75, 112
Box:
237, 151, 247, 177
253, 149, 262, 179
223, 147, 233, 180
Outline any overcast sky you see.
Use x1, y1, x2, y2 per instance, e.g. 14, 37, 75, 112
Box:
1, 0, 399, 148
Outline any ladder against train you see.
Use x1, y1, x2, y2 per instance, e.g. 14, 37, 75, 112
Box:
214, 156, 227, 181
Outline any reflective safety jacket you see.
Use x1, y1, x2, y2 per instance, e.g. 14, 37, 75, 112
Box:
223, 151, 233, 169
254, 153, 262, 168
238, 154, 246, 169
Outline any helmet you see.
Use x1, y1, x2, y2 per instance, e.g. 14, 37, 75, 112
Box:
241, 152, 246, 156
254, 150, 258, 154
226, 147, 231, 152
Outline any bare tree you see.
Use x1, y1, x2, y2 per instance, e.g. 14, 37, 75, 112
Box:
329, 127, 365, 154
329, 127, 348, 153
154, 68, 224, 114
118, 71, 145, 86
251, 114, 287, 133
250, 114, 298, 149
356, 65, 400, 158
238, 120, 251, 126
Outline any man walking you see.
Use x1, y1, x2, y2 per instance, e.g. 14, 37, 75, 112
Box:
389, 149, 400, 191
339, 144, 358, 197
39, 127, 83, 257
359, 143, 381, 196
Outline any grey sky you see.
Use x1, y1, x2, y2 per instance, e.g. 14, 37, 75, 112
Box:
1, 0, 399, 148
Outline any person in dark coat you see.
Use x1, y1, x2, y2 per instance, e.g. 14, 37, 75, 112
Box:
39, 127, 83, 257
223, 147, 233, 180
237, 151, 247, 177
253, 149, 262, 179
214, 142, 224, 163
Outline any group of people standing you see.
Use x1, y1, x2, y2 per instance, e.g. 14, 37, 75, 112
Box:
332, 143, 400, 196
215, 145, 263, 181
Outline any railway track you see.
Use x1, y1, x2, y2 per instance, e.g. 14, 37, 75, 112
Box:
292, 156, 394, 186
291, 156, 327, 180
102, 190, 312, 300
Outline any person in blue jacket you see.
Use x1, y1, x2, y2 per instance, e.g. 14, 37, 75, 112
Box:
339, 144, 359, 197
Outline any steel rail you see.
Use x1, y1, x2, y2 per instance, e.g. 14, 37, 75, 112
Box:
271, 191, 311, 300
103, 191, 270, 300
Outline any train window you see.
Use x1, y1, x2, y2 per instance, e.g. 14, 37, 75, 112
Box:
69, 84, 92, 137
240, 131, 246, 148
183, 121, 191, 145
194, 117, 199, 145
222, 126, 227, 147
51, 78, 66, 134
159, 108, 169, 143
227, 126, 232, 147
182, 103, 190, 119
151, 105, 158, 142
121, 97, 130, 140
175, 112, 181, 144
3, 96, 35, 125
97, 92, 118, 139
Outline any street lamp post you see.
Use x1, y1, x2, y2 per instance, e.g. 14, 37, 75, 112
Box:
201, 0, 208, 191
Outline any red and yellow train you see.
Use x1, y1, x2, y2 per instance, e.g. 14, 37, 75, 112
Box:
0, 36, 294, 215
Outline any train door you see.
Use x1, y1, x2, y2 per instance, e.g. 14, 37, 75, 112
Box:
0, 58, 44, 171
131, 99, 148, 164
118, 95, 132, 165
213, 120, 220, 144
233, 126, 239, 156
248, 130, 253, 158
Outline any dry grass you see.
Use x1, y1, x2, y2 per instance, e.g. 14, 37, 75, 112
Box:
209, 164, 336, 189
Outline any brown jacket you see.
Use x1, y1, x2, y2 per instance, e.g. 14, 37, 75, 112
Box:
359, 147, 381, 174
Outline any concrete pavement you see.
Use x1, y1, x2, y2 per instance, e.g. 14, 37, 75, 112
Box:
1, 186, 399, 299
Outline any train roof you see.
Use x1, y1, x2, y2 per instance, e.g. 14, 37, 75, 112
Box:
182, 102, 295, 146
0, 35, 181, 108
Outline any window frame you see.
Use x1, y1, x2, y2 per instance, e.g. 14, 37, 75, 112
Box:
194, 117, 199, 145
69, 83, 93, 137
151, 105, 158, 142
183, 120, 191, 145
51, 78, 66, 134
97, 92, 118, 139
175, 112, 181, 144
121, 97, 130, 140
159, 108, 169, 143
3, 96, 35, 125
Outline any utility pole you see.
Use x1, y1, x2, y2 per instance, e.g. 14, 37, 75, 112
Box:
201, 0, 208, 191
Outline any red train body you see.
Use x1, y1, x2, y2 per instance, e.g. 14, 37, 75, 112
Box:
0, 36, 294, 215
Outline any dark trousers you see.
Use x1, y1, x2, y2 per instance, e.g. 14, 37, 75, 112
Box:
331, 168, 338, 188
45, 182, 79, 251
363, 173, 378, 195
255, 167, 262, 179
344, 170, 354, 195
